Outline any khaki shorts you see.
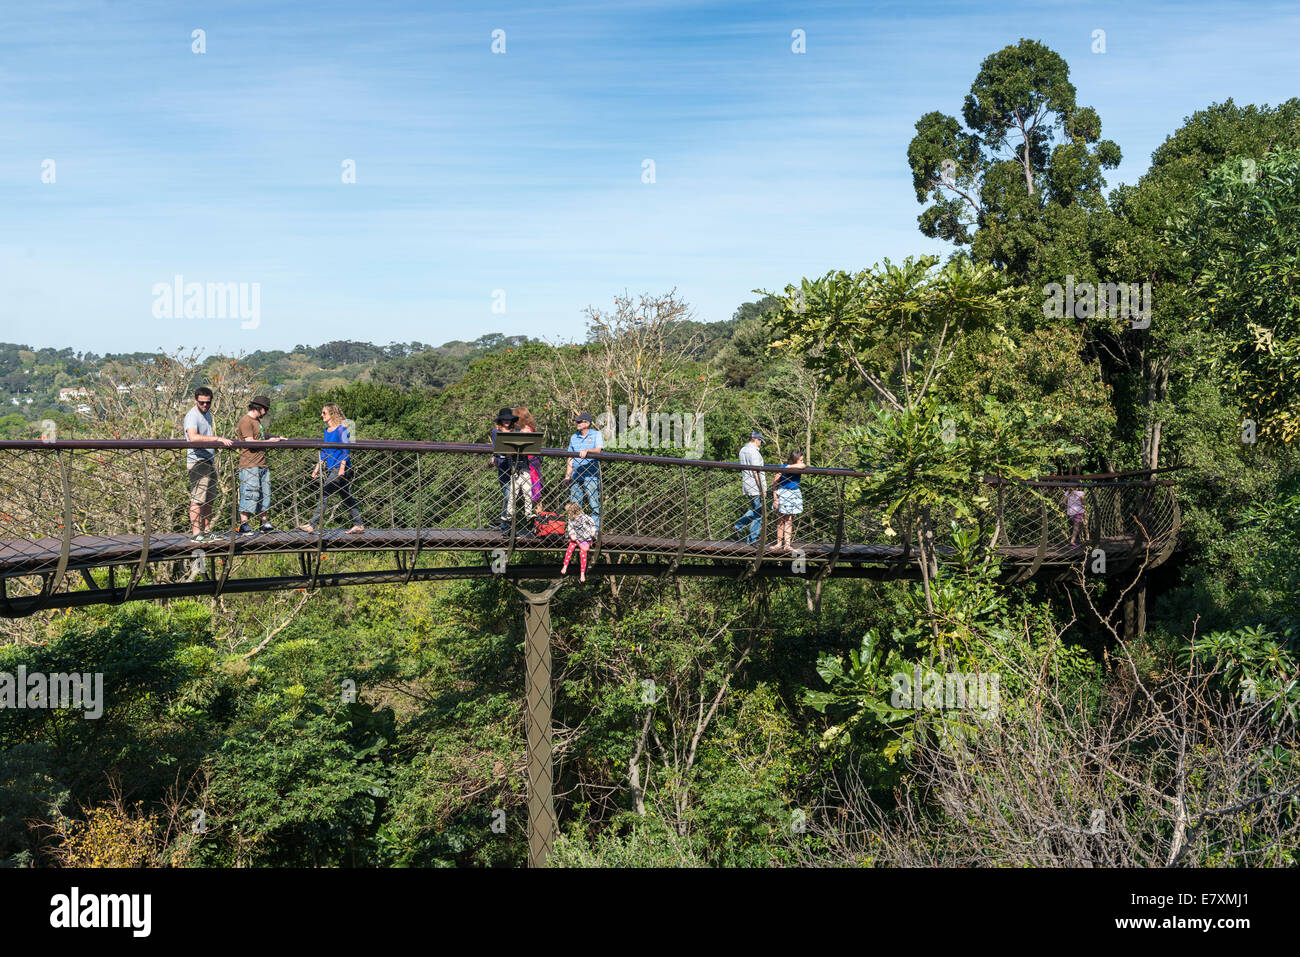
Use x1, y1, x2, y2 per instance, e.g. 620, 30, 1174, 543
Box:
188, 459, 219, 504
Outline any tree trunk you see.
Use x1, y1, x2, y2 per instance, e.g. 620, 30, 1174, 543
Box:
1140, 353, 1170, 471
917, 514, 940, 641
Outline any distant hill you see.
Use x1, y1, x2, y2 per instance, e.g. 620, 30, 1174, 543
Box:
0, 305, 774, 438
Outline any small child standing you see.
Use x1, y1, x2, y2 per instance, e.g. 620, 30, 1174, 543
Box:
772, 451, 806, 551
561, 501, 598, 582
1065, 483, 1086, 547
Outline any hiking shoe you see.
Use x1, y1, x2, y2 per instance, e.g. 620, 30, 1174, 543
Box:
238, 523, 255, 536
258, 522, 276, 533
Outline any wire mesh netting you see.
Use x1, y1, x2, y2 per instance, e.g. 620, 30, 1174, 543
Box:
0, 440, 1180, 611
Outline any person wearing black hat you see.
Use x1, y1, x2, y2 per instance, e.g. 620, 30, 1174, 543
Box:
564, 411, 603, 530
490, 407, 519, 531
234, 395, 285, 535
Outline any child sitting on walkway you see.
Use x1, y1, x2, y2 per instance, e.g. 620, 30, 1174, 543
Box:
561, 501, 598, 582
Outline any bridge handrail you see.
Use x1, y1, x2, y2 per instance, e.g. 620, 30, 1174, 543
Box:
0, 439, 1174, 484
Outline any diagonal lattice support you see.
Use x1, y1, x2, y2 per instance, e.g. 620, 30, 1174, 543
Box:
516, 579, 565, 867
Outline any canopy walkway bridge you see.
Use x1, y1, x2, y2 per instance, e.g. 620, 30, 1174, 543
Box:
0, 439, 1179, 617
0, 437, 1180, 866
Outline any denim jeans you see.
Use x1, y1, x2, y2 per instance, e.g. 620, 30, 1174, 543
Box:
734, 495, 763, 543
568, 473, 600, 528
239, 467, 271, 515
311, 475, 362, 527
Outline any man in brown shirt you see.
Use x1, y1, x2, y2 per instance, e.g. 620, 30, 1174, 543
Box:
235, 395, 285, 534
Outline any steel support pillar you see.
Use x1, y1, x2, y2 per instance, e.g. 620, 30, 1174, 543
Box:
516, 579, 564, 867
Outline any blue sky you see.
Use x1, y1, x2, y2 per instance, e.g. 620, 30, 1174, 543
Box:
1, 0, 1296, 355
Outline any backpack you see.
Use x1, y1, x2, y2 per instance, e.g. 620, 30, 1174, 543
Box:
534, 511, 566, 536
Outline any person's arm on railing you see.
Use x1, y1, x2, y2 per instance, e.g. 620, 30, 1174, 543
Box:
186, 426, 233, 449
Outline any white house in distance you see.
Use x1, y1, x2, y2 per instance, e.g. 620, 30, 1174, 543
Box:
58, 387, 92, 402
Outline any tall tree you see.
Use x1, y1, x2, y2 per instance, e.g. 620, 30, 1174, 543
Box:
907, 39, 1121, 277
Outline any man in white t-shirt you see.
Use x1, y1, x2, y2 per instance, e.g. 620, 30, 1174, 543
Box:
184, 387, 233, 542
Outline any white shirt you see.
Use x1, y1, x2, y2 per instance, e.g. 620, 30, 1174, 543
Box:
739, 441, 766, 496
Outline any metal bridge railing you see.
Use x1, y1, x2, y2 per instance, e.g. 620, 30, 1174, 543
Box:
0, 440, 1180, 612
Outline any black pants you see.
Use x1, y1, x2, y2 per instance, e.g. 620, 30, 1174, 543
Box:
311, 475, 362, 527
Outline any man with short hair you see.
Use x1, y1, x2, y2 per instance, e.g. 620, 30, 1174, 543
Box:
564, 412, 603, 530
733, 431, 767, 544
234, 395, 285, 535
184, 387, 233, 542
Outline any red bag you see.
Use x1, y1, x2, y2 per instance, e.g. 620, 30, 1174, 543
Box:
534, 511, 566, 536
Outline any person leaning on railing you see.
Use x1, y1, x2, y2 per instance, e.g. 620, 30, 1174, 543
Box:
184, 386, 235, 543
234, 394, 286, 535
731, 430, 767, 544
564, 412, 603, 531
298, 402, 364, 535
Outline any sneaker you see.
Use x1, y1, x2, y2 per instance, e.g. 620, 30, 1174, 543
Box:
238, 523, 255, 536
258, 522, 276, 533
191, 532, 208, 544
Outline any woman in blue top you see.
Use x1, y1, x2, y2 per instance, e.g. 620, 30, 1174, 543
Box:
772, 450, 805, 551
298, 403, 364, 534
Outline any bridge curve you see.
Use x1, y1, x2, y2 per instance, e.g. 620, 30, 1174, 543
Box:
0, 439, 1179, 616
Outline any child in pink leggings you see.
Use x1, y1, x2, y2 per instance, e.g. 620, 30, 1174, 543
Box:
561, 501, 598, 582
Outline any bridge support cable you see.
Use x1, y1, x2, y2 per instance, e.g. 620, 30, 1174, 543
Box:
743, 469, 770, 581
214, 474, 241, 599
662, 468, 691, 578
588, 461, 605, 570
33, 449, 77, 614
515, 579, 565, 868
124, 451, 152, 601
404, 455, 423, 585
1007, 492, 1049, 585
813, 476, 847, 584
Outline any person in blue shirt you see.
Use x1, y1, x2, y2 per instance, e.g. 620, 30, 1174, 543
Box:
298, 403, 364, 534
772, 450, 806, 551
564, 412, 603, 530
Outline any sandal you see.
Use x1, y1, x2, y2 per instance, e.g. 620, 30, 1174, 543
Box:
346, 525, 365, 535
297, 523, 315, 533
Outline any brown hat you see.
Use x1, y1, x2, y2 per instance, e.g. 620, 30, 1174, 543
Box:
250, 395, 271, 411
